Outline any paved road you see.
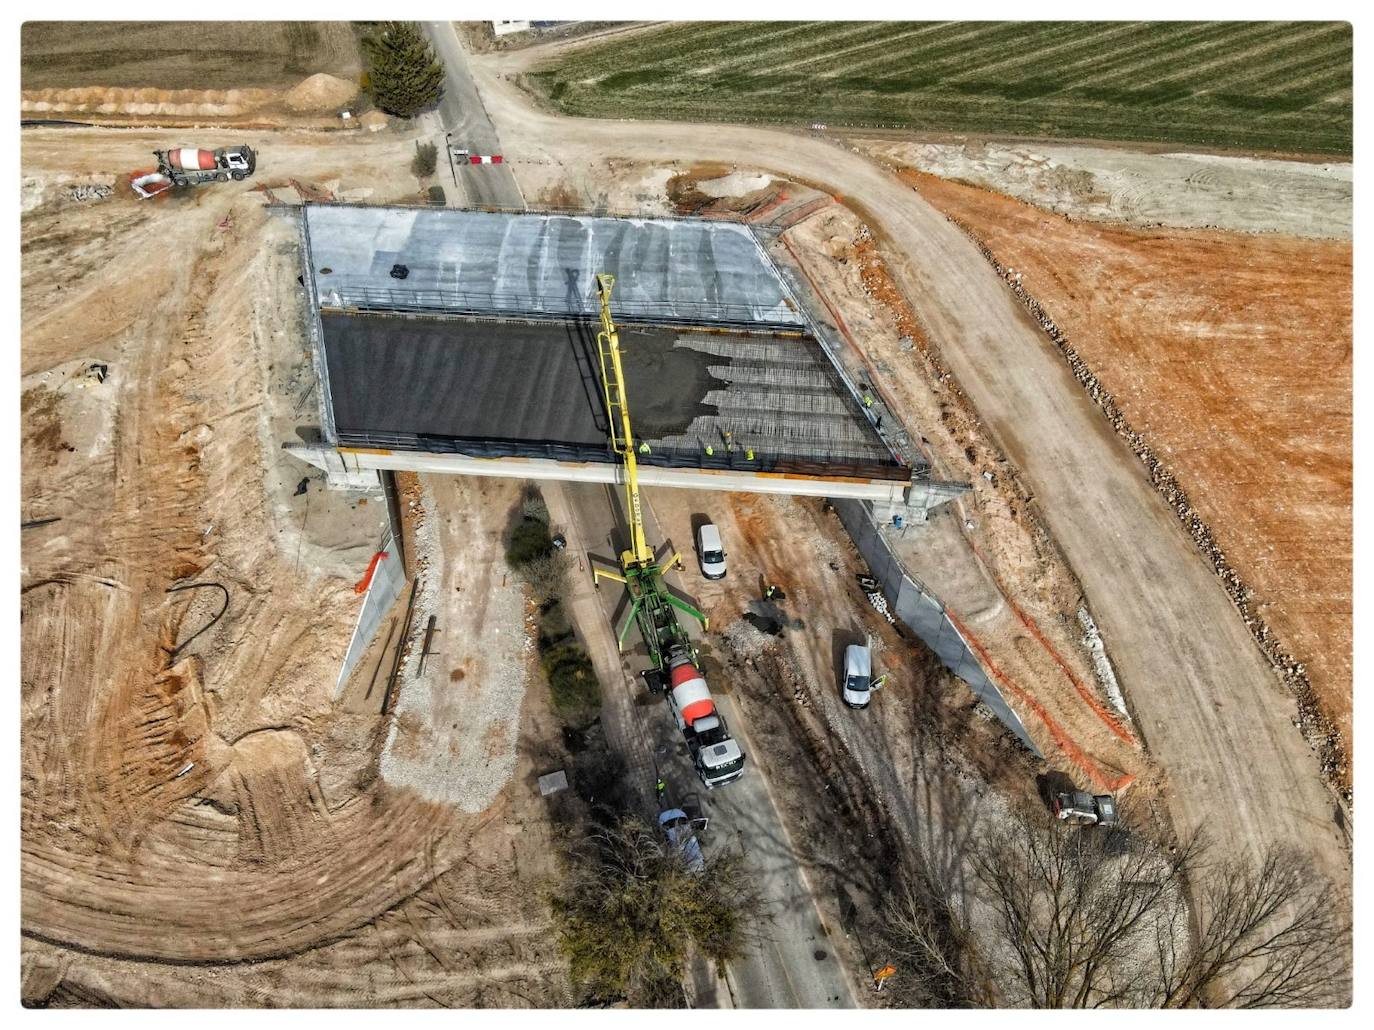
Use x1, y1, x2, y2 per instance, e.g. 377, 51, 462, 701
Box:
544, 480, 856, 1009
464, 49, 1350, 887
421, 21, 524, 210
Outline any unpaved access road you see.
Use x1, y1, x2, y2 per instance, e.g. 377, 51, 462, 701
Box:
468, 41, 1350, 885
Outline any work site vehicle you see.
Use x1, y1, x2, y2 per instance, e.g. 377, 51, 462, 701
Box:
590, 272, 746, 790
841, 642, 874, 709
645, 648, 746, 789
696, 522, 727, 580
156, 145, 256, 187
658, 808, 708, 873
1054, 789, 1119, 827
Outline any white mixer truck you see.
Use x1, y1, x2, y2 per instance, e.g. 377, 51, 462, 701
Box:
646, 647, 746, 790
133, 145, 256, 197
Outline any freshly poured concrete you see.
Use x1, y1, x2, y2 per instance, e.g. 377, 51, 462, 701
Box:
303, 205, 804, 329
320, 313, 895, 470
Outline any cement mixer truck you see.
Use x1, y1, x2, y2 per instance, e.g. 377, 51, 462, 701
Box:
132, 145, 256, 198
646, 646, 746, 789
157, 145, 255, 187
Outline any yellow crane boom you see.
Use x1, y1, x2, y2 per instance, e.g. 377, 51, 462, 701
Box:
595, 273, 654, 568
590, 273, 707, 650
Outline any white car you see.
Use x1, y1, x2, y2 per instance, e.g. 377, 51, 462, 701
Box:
842, 644, 873, 709
696, 522, 727, 580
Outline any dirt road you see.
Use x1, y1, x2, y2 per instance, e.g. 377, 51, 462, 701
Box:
466, 43, 1350, 884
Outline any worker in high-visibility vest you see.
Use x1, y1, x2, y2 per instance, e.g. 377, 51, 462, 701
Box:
638, 441, 651, 455
705, 443, 714, 457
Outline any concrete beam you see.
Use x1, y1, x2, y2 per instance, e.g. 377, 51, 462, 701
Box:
285, 442, 911, 503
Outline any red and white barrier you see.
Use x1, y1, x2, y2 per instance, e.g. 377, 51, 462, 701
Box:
467, 154, 504, 165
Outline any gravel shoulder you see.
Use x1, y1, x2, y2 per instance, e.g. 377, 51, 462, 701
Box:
852, 138, 1352, 240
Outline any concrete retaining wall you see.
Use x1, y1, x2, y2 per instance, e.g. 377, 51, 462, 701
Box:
334, 534, 406, 699
833, 498, 1041, 757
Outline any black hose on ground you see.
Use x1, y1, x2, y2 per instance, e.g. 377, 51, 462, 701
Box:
165, 582, 230, 659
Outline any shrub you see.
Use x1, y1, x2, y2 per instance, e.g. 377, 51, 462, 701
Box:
507, 516, 553, 567
543, 644, 600, 725
412, 140, 438, 178
539, 600, 574, 649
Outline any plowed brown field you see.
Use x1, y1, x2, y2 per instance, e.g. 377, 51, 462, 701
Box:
896, 170, 1352, 788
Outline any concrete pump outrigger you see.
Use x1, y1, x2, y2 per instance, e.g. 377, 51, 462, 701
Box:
591, 274, 746, 788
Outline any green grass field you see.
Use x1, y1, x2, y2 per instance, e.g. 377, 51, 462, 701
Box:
530, 21, 1352, 155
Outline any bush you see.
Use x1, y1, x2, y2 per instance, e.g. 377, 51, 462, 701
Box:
507, 516, 553, 567
521, 489, 551, 525
361, 21, 444, 117
539, 600, 573, 649
549, 816, 765, 1005
520, 550, 571, 605
412, 141, 438, 178
543, 644, 600, 725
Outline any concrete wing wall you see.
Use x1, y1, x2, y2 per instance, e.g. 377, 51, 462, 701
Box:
832, 498, 1042, 757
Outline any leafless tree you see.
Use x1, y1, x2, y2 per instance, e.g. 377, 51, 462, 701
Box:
884, 804, 1350, 1008
885, 859, 992, 1007
1150, 846, 1351, 1008
519, 549, 572, 604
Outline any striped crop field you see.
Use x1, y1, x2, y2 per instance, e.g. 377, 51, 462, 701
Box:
529, 21, 1352, 155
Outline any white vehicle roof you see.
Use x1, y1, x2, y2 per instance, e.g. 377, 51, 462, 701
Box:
698, 523, 722, 550
845, 644, 871, 679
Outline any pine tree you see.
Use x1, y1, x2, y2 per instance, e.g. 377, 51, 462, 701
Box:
362, 21, 444, 118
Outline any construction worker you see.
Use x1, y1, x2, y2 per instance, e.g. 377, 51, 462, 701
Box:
705, 443, 715, 457
638, 440, 652, 455
872, 674, 889, 691
863, 392, 875, 408
723, 429, 734, 453
746, 448, 755, 461
764, 584, 777, 601
655, 776, 666, 800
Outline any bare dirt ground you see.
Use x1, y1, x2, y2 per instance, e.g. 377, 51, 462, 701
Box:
22, 22, 361, 90
469, 44, 1351, 894
886, 170, 1352, 793
852, 138, 1352, 240
22, 22, 363, 128
20, 128, 568, 1006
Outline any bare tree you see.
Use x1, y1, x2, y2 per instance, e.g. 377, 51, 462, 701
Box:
885, 804, 1350, 1008
968, 805, 1197, 1007
1152, 846, 1351, 1008
885, 860, 991, 1007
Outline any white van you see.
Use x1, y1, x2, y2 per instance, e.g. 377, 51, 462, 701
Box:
842, 644, 873, 709
696, 523, 727, 579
